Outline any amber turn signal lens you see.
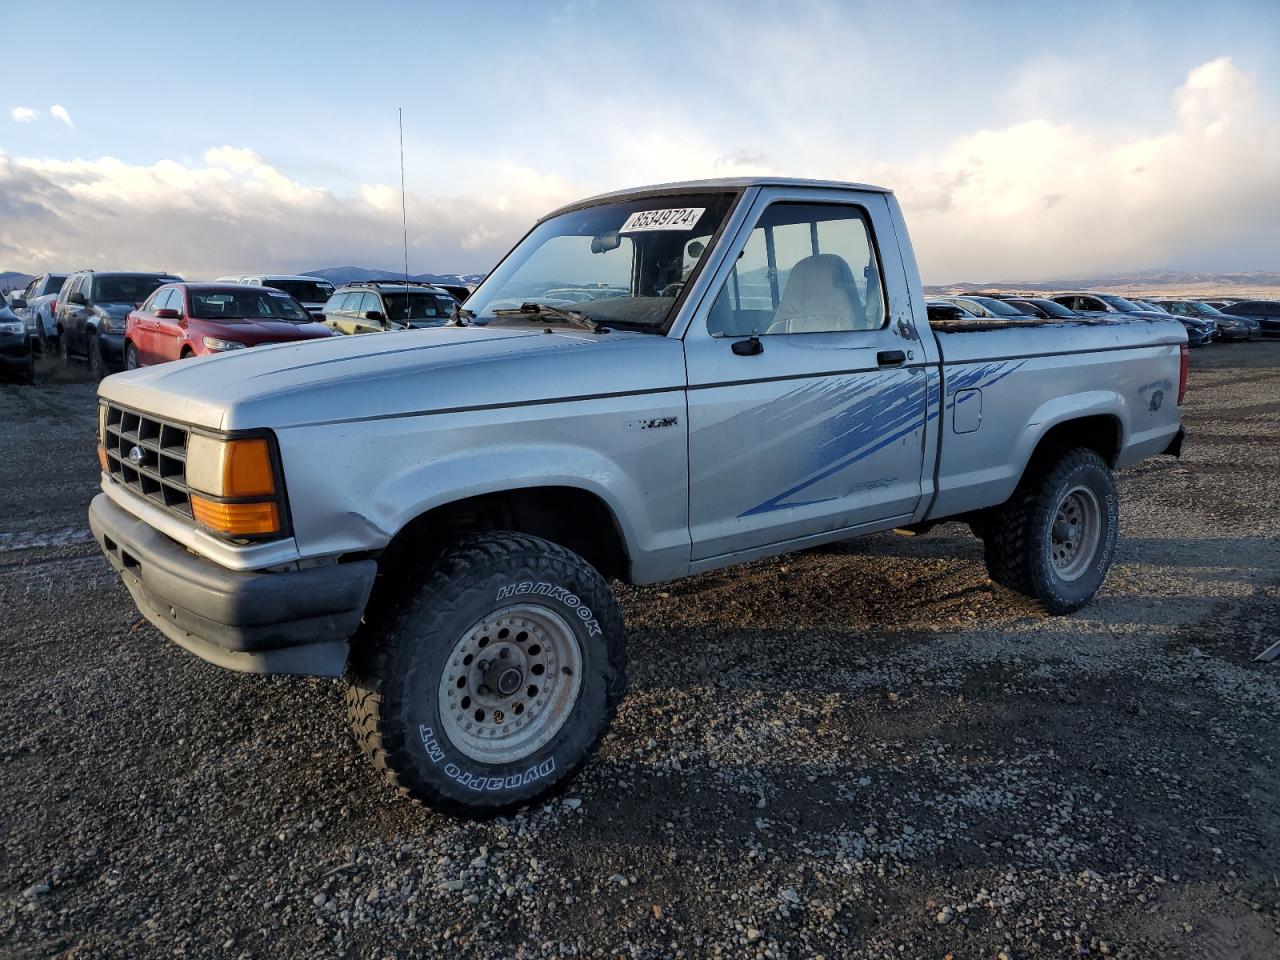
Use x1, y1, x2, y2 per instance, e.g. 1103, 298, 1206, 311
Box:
186, 436, 276, 497
191, 495, 280, 537
97, 446, 109, 472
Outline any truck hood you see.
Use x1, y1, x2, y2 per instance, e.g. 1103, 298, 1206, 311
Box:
98, 324, 686, 431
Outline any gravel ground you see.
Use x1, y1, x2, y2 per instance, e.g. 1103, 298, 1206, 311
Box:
1, 346, 1277, 959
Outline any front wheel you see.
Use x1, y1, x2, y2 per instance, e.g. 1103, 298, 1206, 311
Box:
59, 329, 71, 366
346, 532, 627, 816
124, 342, 140, 370
88, 335, 105, 380
982, 448, 1118, 614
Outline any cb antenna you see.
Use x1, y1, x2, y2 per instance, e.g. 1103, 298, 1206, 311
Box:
399, 107, 409, 285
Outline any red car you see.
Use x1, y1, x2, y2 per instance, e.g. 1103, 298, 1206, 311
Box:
124, 283, 333, 368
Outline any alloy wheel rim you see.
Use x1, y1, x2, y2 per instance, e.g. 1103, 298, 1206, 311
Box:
437, 603, 583, 764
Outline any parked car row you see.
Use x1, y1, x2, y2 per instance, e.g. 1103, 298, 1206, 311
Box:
925, 290, 1277, 348
1, 269, 475, 381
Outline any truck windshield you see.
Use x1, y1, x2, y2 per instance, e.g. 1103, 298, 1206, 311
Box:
265, 279, 334, 302
464, 192, 739, 332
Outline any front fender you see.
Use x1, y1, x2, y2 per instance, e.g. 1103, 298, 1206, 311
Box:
276, 392, 691, 583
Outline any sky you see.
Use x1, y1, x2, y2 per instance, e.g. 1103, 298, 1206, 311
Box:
1, 0, 1278, 284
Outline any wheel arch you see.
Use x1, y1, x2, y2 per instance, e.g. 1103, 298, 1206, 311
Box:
382, 484, 632, 584
1021, 412, 1123, 477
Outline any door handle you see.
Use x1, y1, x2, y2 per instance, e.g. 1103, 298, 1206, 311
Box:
877, 350, 907, 367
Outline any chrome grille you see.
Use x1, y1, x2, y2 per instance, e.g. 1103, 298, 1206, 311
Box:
102, 403, 192, 518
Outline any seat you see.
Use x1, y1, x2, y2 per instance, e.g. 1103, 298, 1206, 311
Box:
765, 254, 865, 334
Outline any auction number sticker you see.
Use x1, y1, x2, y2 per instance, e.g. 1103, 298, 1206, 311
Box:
620, 207, 705, 232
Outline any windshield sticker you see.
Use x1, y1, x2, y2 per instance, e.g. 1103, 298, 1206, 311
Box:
620, 207, 705, 232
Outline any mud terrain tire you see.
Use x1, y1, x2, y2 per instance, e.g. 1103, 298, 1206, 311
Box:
983, 448, 1118, 614
346, 532, 626, 816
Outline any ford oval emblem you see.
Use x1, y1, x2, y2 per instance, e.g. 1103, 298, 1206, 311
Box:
128, 445, 146, 466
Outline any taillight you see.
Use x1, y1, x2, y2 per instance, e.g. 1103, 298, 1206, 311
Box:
1177, 343, 1189, 405
50, 300, 57, 313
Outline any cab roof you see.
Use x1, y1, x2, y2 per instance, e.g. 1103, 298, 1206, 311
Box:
543, 177, 893, 220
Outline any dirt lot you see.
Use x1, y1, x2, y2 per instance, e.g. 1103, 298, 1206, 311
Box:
1, 346, 1277, 959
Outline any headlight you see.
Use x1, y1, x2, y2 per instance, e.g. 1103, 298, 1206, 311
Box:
185, 434, 283, 537
100, 313, 125, 333
0, 320, 24, 335
202, 336, 246, 352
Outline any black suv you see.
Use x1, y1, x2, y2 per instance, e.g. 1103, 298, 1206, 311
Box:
56, 270, 181, 377
320, 281, 459, 336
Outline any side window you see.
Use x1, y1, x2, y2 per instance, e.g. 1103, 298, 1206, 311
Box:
707, 202, 885, 336
360, 293, 382, 316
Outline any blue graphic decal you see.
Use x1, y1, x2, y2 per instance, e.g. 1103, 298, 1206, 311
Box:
737, 359, 1025, 518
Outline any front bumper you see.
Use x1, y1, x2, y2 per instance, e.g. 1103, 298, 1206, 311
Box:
98, 331, 126, 363
89, 493, 377, 676
0, 332, 33, 371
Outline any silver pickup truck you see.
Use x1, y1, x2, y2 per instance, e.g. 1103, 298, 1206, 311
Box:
90, 177, 1187, 816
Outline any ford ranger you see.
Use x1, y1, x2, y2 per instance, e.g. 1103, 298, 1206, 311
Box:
89, 178, 1188, 816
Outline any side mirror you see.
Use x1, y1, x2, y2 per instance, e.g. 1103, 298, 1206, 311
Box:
8, 298, 27, 310
154, 308, 181, 320
365, 310, 385, 322
68, 292, 88, 306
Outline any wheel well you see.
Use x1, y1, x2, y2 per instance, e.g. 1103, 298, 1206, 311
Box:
379, 487, 631, 584
180, 345, 194, 358
1025, 415, 1122, 474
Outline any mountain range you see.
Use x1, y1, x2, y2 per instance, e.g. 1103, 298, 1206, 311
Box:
301, 266, 487, 287
924, 270, 1280, 296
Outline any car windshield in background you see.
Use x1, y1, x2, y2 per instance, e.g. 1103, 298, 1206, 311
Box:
1025, 298, 1078, 319
971, 297, 1026, 318
267, 280, 334, 302
382, 292, 456, 324
189, 289, 311, 322
464, 192, 740, 331
47, 275, 69, 292
1100, 295, 1143, 312
1188, 302, 1224, 317
93, 275, 176, 304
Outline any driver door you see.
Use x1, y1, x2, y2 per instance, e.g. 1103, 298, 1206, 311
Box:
683, 189, 929, 563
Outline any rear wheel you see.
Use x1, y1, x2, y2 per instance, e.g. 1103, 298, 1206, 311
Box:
346, 531, 627, 816
37, 318, 53, 354
982, 448, 1118, 613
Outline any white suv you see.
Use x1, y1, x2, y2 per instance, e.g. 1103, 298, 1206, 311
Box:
214, 275, 335, 318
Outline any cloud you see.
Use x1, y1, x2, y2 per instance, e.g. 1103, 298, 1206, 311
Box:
10, 107, 38, 123
0, 58, 1276, 282
0, 148, 574, 278
49, 104, 73, 128
871, 56, 1280, 280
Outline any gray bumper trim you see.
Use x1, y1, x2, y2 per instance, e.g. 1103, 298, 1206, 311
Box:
89, 493, 376, 676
